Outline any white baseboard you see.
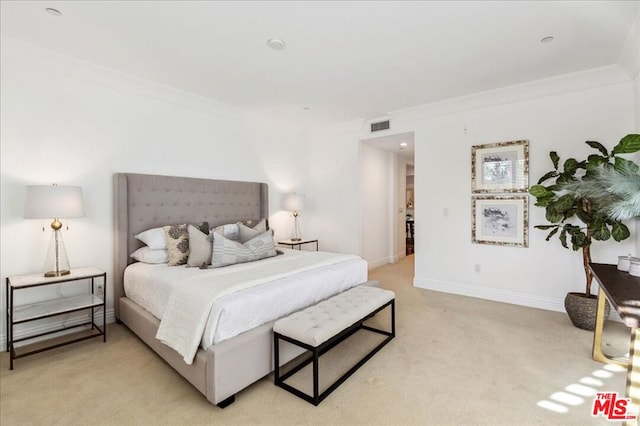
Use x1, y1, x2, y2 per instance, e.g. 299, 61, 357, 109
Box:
367, 257, 392, 270
1, 309, 116, 352
413, 277, 565, 313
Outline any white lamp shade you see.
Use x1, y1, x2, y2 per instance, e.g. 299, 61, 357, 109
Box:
24, 185, 85, 219
284, 193, 305, 212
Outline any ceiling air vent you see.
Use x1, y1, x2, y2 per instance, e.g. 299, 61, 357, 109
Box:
370, 120, 390, 133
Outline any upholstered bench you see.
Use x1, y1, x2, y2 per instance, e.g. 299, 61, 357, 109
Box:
273, 284, 395, 405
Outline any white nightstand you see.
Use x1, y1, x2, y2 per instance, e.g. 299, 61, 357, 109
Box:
5, 267, 107, 370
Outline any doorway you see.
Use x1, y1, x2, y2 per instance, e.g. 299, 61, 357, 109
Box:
359, 131, 415, 266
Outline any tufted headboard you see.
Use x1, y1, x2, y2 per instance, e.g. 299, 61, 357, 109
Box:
113, 173, 269, 320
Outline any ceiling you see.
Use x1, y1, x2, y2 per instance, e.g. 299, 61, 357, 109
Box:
1, 1, 638, 131
362, 131, 415, 162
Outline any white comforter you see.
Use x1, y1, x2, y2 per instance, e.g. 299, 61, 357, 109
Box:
125, 250, 367, 364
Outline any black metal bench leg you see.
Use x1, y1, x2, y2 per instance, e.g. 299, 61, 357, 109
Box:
313, 348, 320, 405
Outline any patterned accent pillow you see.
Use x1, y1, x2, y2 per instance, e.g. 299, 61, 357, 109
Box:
163, 224, 190, 266
211, 229, 277, 268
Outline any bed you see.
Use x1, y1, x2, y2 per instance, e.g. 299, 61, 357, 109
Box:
113, 173, 368, 407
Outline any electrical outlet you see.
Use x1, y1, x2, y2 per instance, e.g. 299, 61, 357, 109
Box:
474, 264, 481, 273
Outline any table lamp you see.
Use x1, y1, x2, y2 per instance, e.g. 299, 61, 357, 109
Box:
24, 184, 85, 277
283, 193, 305, 241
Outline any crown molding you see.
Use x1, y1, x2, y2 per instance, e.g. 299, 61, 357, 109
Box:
1, 36, 241, 120
391, 65, 632, 123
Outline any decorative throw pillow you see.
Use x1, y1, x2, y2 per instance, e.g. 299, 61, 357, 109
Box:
213, 223, 240, 240
163, 224, 190, 266
211, 230, 277, 268
130, 246, 169, 264
135, 227, 167, 250
237, 218, 267, 243
187, 225, 212, 268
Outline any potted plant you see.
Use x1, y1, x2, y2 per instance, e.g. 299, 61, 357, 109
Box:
529, 134, 640, 330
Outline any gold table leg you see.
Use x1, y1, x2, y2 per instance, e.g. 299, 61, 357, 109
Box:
592, 287, 628, 367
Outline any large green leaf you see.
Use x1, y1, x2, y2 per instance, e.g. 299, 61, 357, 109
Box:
563, 158, 579, 174
612, 222, 631, 242
529, 184, 552, 198
545, 227, 559, 241
559, 228, 568, 249
556, 173, 577, 185
550, 151, 560, 170
535, 225, 557, 230
586, 154, 609, 171
612, 134, 640, 154
586, 141, 609, 156
590, 222, 611, 241
536, 171, 558, 185
546, 209, 564, 223
614, 157, 640, 175
547, 194, 574, 223
570, 230, 588, 250
552, 194, 576, 212
534, 195, 555, 208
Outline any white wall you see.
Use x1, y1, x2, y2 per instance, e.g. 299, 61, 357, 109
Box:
409, 82, 637, 311
306, 120, 364, 255
307, 70, 638, 313
359, 143, 392, 268
0, 38, 307, 344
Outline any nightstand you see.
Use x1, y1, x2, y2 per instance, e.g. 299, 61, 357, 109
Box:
6, 267, 107, 370
278, 238, 319, 251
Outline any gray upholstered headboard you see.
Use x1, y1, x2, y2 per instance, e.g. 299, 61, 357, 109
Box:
113, 173, 269, 320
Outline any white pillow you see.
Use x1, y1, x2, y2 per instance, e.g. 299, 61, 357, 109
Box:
213, 223, 240, 240
130, 247, 169, 264
135, 227, 167, 250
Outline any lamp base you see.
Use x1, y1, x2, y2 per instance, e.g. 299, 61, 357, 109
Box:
44, 270, 70, 277
44, 229, 71, 278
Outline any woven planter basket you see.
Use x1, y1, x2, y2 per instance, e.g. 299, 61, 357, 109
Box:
564, 292, 610, 331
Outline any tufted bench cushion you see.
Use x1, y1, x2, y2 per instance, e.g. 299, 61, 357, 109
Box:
273, 286, 395, 347
273, 284, 395, 405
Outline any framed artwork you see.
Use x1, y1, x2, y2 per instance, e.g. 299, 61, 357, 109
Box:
471, 140, 529, 193
472, 195, 528, 247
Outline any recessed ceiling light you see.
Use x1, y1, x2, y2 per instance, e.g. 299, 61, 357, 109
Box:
45, 8, 62, 17
266, 38, 286, 51
400, 142, 408, 147
540, 36, 554, 43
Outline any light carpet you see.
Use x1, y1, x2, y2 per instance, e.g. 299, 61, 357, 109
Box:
0, 255, 631, 425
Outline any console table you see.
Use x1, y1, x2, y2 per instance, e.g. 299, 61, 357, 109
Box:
590, 263, 640, 407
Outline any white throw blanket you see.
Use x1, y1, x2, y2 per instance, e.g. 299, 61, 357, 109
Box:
156, 251, 359, 364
